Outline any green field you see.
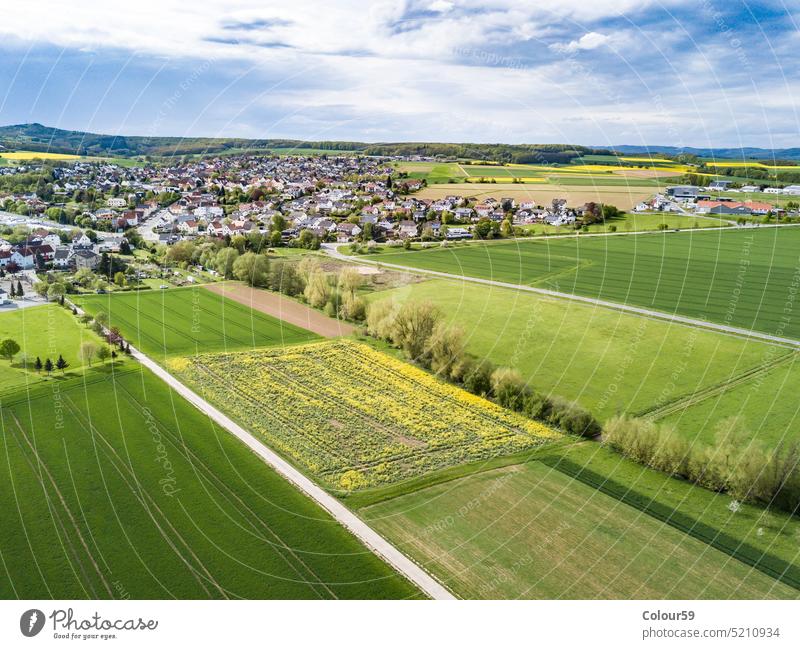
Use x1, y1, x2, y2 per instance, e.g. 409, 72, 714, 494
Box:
362, 443, 799, 599
520, 212, 725, 235
0, 367, 419, 599
367, 226, 800, 340
658, 352, 800, 448
367, 280, 784, 426
0, 304, 105, 394
75, 287, 318, 357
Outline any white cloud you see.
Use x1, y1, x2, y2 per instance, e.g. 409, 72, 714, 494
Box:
428, 0, 454, 13
550, 31, 611, 54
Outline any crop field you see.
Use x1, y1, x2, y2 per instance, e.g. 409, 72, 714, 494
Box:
0, 367, 419, 599
657, 352, 800, 449
414, 183, 656, 209
174, 340, 560, 490
362, 451, 799, 599
366, 280, 781, 425
366, 226, 800, 340
75, 287, 318, 357
0, 150, 81, 160
0, 304, 105, 394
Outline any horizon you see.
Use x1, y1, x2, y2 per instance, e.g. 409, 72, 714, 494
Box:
0, 1, 797, 148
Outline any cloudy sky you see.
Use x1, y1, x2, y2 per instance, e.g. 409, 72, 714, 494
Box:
0, 0, 797, 147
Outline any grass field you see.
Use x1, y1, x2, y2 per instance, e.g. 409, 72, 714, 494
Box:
366, 279, 782, 425
0, 367, 420, 599
362, 444, 799, 599
519, 212, 725, 235
175, 340, 559, 490
75, 287, 318, 358
0, 304, 105, 394
366, 226, 800, 340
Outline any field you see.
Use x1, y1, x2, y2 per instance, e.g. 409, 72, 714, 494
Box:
0, 367, 420, 599
174, 340, 560, 490
75, 287, 318, 357
362, 445, 799, 599
657, 352, 800, 449
519, 211, 725, 235
366, 226, 800, 340
366, 280, 782, 426
0, 150, 81, 160
0, 304, 105, 394
414, 183, 657, 209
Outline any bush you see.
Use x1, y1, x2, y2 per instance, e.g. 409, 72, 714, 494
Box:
547, 396, 601, 438
462, 359, 494, 396
490, 367, 528, 412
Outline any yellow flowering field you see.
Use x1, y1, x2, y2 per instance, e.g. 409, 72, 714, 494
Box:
179, 340, 560, 490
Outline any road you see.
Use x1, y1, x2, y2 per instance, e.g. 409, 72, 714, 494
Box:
323, 242, 800, 349
66, 299, 454, 600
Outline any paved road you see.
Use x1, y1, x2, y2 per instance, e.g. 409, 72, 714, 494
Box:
324, 243, 800, 349
65, 299, 454, 600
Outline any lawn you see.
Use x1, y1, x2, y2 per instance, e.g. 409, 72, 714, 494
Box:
0, 304, 105, 394
519, 212, 724, 235
0, 366, 420, 599
366, 226, 800, 340
74, 286, 318, 357
174, 340, 560, 490
362, 446, 799, 599
366, 280, 783, 426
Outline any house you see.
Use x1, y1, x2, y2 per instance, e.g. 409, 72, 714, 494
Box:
206, 221, 224, 237
72, 249, 101, 270
178, 219, 199, 235
445, 227, 471, 240
0, 288, 9, 305
397, 220, 418, 238
107, 197, 127, 208
708, 180, 733, 191
666, 186, 700, 200
72, 233, 93, 249
335, 222, 361, 242
52, 246, 73, 269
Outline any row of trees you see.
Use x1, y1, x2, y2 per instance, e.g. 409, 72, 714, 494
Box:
604, 415, 800, 514
365, 299, 600, 437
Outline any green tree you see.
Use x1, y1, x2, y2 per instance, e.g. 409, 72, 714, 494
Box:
214, 248, 239, 279
0, 338, 21, 362
34, 356, 42, 373
114, 271, 126, 288
55, 354, 69, 374
97, 346, 111, 364
79, 342, 98, 367
304, 269, 331, 309
44, 357, 53, 375
233, 252, 270, 287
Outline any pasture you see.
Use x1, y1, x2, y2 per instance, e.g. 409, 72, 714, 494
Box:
0, 304, 105, 393
362, 447, 799, 599
176, 340, 559, 490
366, 279, 780, 425
75, 287, 318, 357
366, 226, 800, 340
0, 367, 420, 599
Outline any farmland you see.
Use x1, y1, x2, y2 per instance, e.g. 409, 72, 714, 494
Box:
362, 446, 799, 599
75, 287, 318, 357
366, 279, 782, 427
366, 226, 800, 340
175, 340, 560, 490
0, 367, 420, 599
0, 304, 105, 394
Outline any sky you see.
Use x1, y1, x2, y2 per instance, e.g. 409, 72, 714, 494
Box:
0, 0, 798, 148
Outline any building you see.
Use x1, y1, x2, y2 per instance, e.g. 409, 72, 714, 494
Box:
666, 186, 700, 200
72, 249, 100, 270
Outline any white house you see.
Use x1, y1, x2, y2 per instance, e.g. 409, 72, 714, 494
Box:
107, 197, 127, 208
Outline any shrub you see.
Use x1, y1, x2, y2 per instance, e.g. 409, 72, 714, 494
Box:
490, 367, 528, 412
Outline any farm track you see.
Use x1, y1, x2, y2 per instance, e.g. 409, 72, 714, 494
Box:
638, 351, 799, 420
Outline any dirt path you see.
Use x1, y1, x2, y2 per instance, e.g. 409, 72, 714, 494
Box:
205, 282, 355, 338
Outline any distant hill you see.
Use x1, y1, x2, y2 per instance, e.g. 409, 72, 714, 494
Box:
609, 144, 800, 161
1, 123, 794, 163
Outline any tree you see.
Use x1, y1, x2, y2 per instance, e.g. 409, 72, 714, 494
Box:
47, 282, 66, 301
16, 280, 23, 296
55, 354, 69, 374
268, 261, 305, 296
337, 266, 362, 300
0, 338, 20, 362
425, 323, 466, 378
79, 342, 98, 367
97, 346, 111, 364
44, 357, 53, 376
304, 269, 331, 309
34, 356, 42, 373
233, 252, 270, 287
119, 239, 132, 255
9, 284, 15, 299
214, 248, 239, 279
391, 300, 442, 361
114, 271, 126, 288
94, 311, 109, 328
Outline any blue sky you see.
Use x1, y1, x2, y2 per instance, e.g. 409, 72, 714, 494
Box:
0, 0, 798, 147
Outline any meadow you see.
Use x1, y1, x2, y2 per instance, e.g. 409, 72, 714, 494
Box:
0, 304, 105, 394
0, 367, 420, 599
362, 444, 799, 599
75, 287, 318, 357
176, 340, 560, 490
367, 226, 800, 340
366, 279, 782, 426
